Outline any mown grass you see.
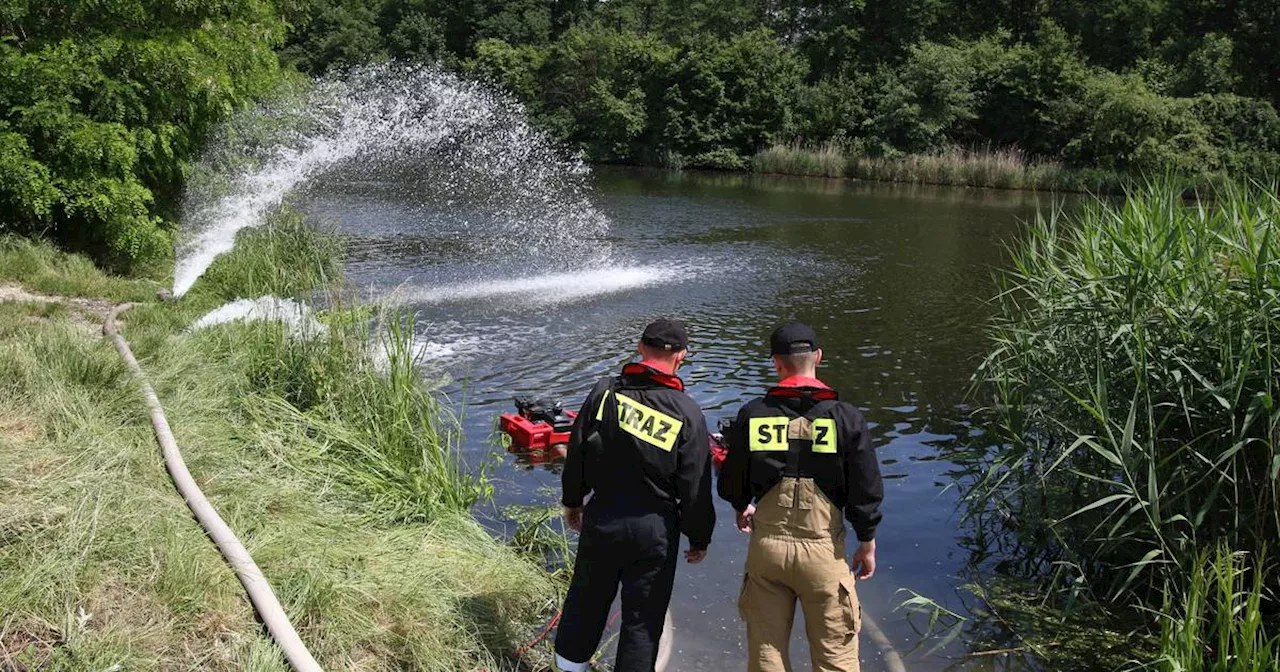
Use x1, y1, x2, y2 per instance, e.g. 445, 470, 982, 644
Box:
966, 182, 1280, 667
0, 214, 561, 670
751, 144, 1128, 193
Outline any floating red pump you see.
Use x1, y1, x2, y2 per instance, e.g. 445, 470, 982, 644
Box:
499, 409, 576, 451
499, 396, 730, 471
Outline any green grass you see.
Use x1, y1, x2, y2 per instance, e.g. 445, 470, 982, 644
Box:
965, 181, 1280, 665
0, 217, 562, 670
0, 235, 160, 302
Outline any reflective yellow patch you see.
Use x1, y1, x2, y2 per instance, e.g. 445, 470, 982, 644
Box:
749, 417, 791, 452
614, 392, 682, 451
812, 418, 837, 453
595, 389, 612, 421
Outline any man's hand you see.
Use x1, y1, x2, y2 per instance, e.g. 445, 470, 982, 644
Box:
686, 548, 707, 564
736, 504, 756, 533
851, 540, 876, 580
563, 506, 583, 532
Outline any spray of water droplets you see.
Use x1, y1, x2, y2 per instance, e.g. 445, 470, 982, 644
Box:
172, 63, 611, 296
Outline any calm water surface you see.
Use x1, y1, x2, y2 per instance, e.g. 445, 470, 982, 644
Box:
301, 168, 1064, 670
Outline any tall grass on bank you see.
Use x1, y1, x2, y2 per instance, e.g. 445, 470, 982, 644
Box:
0, 235, 159, 302
968, 183, 1280, 631
751, 143, 847, 177
208, 308, 489, 523
1152, 546, 1280, 671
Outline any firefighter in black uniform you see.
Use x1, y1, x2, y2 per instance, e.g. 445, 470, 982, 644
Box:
718, 322, 883, 672
554, 318, 716, 672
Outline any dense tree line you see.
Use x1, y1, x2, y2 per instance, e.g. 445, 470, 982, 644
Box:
285, 0, 1280, 175
0, 0, 290, 270
4, 0, 1279, 269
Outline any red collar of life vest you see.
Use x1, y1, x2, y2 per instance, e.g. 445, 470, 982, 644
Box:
767, 375, 837, 400
622, 361, 685, 391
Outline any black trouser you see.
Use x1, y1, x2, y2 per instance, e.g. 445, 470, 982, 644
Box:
555, 501, 680, 672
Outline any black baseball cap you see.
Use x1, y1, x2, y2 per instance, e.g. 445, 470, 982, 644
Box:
770, 321, 819, 356
641, 318, 689, 351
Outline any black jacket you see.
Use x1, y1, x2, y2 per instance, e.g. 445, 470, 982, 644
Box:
717, 381, 883, 542
562, 362, 716, 550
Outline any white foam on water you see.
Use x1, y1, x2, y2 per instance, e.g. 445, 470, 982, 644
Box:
190, 296, 326, 336
395, 266, 673, 306
173, 63, 610, 297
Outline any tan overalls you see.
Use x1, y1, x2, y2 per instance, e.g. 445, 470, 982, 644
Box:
739, 476, 861, 672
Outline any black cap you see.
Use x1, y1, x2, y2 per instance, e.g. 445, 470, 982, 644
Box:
770, 321, 819, 356
641, 318, 689, 351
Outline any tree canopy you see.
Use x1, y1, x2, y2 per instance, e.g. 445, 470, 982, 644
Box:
282, 0, 1280, 174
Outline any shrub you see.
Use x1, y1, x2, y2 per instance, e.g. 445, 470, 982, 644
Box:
655, 28, 807, 161
0, 0, 287, 272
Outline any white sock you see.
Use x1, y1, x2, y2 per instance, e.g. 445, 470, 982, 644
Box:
554, 652, 591, 672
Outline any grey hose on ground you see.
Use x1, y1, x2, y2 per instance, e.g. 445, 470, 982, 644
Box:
655, 608, 674, 671
861, 607, 908, 672
105, 304, 323, 672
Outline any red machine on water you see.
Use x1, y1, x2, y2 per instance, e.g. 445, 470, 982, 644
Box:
499, 397, 576, 465
499, 396, 729, 469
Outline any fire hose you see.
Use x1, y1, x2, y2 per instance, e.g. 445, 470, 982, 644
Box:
105, 304, 323, 672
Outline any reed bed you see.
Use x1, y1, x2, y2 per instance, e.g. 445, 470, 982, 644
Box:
751, 144, 1128, 192
751, 143, 847, 177
967, 182, 1280, 663
847, 146, 1107, 191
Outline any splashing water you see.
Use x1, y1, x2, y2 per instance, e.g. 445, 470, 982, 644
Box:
190, 296, 326, 336
394, 266, 674, 307
172, 63, 610, 297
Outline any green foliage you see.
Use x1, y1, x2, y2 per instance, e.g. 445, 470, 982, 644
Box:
655, 28, 806, 165
529, 26, 675, 161
280, 0, 387, 72
0, 0, 288, 272
867, 39, 984, 154
970, 183, 1280, 612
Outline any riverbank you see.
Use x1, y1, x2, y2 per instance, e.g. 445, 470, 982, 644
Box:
750, 144, 1129, 193
0, 221, 561, 670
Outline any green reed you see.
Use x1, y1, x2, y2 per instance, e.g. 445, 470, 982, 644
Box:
752, 143, 848, 177
969, 182, 1280, 615
1151, 546, 1280, 671
845, 146, 1118, 192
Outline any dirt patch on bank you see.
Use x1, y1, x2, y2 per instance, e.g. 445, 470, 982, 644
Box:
0, 620, 63, 672
0, 283, 111, 336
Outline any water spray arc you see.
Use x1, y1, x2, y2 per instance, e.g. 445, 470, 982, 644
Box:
172, 63, 609, 298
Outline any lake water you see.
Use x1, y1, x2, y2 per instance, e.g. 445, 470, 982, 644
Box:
300, 167, 1062, 670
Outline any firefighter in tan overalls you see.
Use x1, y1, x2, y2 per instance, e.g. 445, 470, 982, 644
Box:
718, 322, 883, 672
